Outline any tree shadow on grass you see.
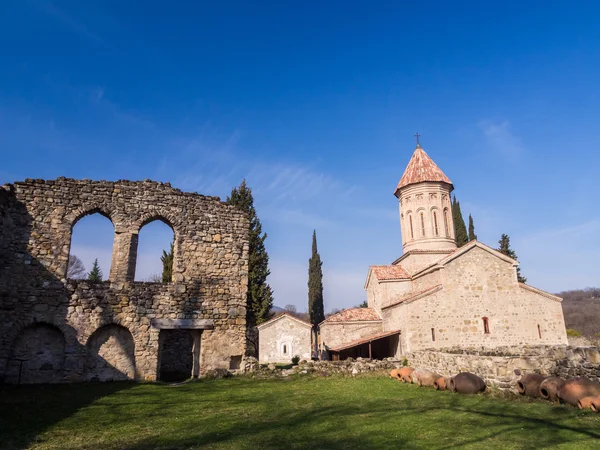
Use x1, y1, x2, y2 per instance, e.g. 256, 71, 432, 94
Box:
0, 381, 134, 450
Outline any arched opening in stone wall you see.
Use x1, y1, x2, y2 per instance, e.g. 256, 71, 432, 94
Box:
68, 212, 114, 280
5, 323, 66, 384
158, 329, 200, 382
134, 218, 175, 282
85, 324, 136, 382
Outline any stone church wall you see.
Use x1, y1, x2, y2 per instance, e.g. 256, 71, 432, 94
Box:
0, 178, 249, 383
384, 246, 567, 353
407, 345, 600, 391
258, 316, 312, 363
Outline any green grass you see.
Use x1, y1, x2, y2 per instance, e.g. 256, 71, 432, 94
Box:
1, 375, 600, 449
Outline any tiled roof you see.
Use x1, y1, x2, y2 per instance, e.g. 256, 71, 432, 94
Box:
394, 146, 452, 195
328, 329, 402, 352
321, 308, 381, 324
382, 284, 443, 310
371, 265, 411, 281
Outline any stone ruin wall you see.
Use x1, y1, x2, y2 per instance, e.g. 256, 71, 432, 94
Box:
0, 178, 249, 383
407, 345, 600, 391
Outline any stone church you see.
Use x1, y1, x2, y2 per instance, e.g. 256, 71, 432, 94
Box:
260, 143, 569, 362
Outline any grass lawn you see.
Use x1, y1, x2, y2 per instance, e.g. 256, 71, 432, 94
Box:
1, 374, 600, 449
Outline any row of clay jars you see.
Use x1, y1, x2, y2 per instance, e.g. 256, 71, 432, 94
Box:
518, 374, 600, 410
390, 368, 486, 394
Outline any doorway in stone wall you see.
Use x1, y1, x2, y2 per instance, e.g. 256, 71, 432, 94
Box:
158, 329, 201, 382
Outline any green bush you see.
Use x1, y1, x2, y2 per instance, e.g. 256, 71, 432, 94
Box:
291, 355, 300, 365
566, 329, 582, 337
401, 358, 408, 367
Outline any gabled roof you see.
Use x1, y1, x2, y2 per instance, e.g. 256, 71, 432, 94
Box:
365, 265, 411, 289
371, 265, 410, 281
320, 308, 381, 325
394, 145, 452, 196
256, 312, 313, 330
382, 285, 443, 310
328, 329, 402, 352
519, 283, 562, 302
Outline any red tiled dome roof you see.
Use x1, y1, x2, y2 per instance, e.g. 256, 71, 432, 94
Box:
394, 146, 452, 196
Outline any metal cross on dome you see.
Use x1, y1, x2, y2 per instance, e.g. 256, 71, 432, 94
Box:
414, 133, 421, 147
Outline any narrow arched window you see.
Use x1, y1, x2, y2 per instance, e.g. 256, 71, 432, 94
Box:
443, 209, 450, 237
433, 211, 439, 236
482, 317, 490, 334
420, 212, 426, 236
431, 328, 436, 342
283, 345, 287, 355
538, 324, 542, 339
409, 215, 414, 239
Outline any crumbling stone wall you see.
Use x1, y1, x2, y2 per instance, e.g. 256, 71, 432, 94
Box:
0, 178, 249, 383
85, 324, 136, 382
407, 345, 600, 391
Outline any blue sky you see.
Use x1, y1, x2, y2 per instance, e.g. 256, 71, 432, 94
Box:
2, 1, 599, 312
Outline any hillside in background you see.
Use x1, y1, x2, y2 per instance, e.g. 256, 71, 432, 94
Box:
558, 287, 600, 339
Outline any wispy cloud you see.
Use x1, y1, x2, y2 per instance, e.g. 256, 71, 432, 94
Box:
478, 120, 524, 161
35, 1, 103, 44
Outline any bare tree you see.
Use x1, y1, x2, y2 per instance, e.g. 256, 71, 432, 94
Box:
284, 304, 297, 314
67, 255, 86, 279
147, 273, 162, 283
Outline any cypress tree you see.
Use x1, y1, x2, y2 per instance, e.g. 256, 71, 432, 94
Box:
468, 214, 477, 241
226, 180, 273, 325
308, 230, 325, 325
161, 241, 174, 283
87, 258, 103, 282
497, 233, 527, 283
452, 196, 468, 247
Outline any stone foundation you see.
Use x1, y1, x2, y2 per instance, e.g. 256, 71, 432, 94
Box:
407, 345, 600, 390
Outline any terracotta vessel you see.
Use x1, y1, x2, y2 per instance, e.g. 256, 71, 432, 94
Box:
517, 373, 546, 398
398, 367, 415, 383
389, 369, 402, 380
590, 396, 600, 413
539, 377, 565, 402
448, 372, 486, 394
434, 377, 447, 391
412, 369, 440, 387
558, 378, 600, 406
577, 396, 595, 410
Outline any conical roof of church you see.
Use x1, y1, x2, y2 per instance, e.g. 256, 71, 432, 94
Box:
394, 145, 452, 196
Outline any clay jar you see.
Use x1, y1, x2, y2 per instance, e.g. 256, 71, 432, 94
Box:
539, 377, 565, 402
558, 378, 600, 406
590, 396, 600, 413
398, 367, 415, 383
448, 372, 486, 394
434, 377, 447, 391
412, 369, 440, 387
577, 396, 596, 410
389, 369, 402, 380
517, 373, 546, 398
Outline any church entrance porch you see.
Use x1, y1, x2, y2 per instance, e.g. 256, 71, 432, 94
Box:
328, 330, 401, 361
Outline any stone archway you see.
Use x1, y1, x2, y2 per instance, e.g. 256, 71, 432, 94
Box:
5, 323, 66, 384
85, 324, 136, 381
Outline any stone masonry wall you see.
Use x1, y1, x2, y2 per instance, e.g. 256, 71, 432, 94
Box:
382, 246, 568, 352
407, 345, 600, 391
0, 178, 249, 383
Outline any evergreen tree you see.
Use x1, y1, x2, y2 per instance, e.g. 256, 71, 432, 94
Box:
226, 180, 273, 325
497, 234, 527, 283
308, 230, 325, 325
452, 196, 468, 247
87, 258, 103, 282
161, 241, 174, 283
468, 214, 477, 241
